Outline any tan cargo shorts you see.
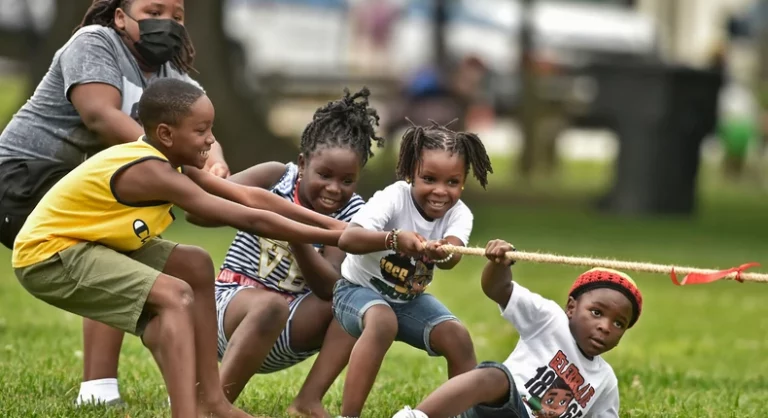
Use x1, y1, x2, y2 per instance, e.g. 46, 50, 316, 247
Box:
15, 238, 177, 336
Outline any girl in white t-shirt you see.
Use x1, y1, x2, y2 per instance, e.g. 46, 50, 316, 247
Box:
393, 240, 643, 418
334, 121, 494, 417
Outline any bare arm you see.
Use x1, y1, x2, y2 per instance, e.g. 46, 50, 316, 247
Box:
480, 240, 516, 308
338, 224, 426, 258
184, 166, 345, 231
289, 244, 346, 301
115, 159, 341, 246
337, 223, 389, 254
70, 83, 146, 146
185, 161, 286, 226
226, 161, 287, 188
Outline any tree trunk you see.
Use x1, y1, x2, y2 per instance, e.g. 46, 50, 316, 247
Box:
0, 0, 92, 96
185, 0, 297, 173
517, 0, 540, 179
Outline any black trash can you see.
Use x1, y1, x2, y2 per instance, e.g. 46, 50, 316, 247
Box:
583, 61, 723, 215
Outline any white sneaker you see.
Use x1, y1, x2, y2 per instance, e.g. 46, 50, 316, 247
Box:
392, 406, 429, 418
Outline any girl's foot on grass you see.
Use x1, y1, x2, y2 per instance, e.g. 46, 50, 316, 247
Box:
286, 400, 331, 418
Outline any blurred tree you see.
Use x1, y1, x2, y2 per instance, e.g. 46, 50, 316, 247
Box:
185, 0, 294, 173
517, 0, 540, 179
433, 0, 448, 73
0, 0, 294, 173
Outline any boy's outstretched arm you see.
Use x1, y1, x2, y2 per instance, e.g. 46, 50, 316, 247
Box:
184, 161, 286, 226
116, 160, 341, 246
183, 166, 345, 231
481, 239, 516, 308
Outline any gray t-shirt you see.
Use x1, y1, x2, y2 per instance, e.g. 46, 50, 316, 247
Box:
0, 25, 200, 166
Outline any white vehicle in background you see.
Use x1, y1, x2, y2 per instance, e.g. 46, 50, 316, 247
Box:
225, 0, 659, 78
0, 0, 660, 81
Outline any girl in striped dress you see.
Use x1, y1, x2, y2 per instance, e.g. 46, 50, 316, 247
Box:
200, 88, 384, 417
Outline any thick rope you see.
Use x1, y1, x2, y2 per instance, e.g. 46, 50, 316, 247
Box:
439, 244, 768, 283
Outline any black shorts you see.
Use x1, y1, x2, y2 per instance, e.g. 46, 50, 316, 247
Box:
461, 362, 530, 418
0, 158, 74, 249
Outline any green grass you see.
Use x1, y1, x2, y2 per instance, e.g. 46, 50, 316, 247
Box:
0, 71, 767, 417
2, 160, 768, 417
0, 75, 26, 127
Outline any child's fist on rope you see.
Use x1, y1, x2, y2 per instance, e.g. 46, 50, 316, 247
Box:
484, 239, 516, 266
395, 230, 428, 258
424, 238, 451, 262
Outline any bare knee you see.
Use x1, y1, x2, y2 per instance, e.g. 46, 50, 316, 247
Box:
165, 245, 214, 288
147, 276, 195, 313
475, 367, 511, 404
241, 292, 290, 335
430, 320, 475, 360
362, 305, 398, 342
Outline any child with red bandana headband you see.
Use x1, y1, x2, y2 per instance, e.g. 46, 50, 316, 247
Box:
393, 239, 642, 418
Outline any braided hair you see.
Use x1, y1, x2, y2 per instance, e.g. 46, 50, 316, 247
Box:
299, 87, 385, 167
74, 0, 196, 74
396, 120, 493, 189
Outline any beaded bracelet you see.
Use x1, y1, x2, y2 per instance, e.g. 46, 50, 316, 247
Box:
385, 229, 400, 252
431, 252, 454, 264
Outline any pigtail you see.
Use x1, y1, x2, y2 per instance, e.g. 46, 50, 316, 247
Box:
396, 120, 428, 182
456, 132, 493, 189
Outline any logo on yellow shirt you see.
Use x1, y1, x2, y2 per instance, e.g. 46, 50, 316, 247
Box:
133, 219, 150, 243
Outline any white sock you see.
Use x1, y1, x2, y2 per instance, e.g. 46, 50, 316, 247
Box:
75, 378, 121, 405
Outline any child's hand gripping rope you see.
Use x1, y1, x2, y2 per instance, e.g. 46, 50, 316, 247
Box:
387, 229, 427, 258
436, 243, 768, 285
483, 239, 516, 266
423, 239, 451, 262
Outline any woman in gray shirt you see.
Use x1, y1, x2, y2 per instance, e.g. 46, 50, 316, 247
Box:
0, 0, 230, 407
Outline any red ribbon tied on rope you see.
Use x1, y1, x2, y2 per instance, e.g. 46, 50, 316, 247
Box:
670, 262, 761, 286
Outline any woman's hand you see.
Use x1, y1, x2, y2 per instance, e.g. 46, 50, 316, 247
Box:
205, 161, 230, 178
204, 142, 231, 178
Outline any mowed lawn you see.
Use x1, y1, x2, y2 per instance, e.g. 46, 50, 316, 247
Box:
1, 160, 768, 418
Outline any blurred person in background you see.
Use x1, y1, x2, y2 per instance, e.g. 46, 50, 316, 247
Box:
383, 55, 493, 139
349, 0, 403, 76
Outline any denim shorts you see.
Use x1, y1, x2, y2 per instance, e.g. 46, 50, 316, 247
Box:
332, 278, 457, 356
460, 362, 530, 418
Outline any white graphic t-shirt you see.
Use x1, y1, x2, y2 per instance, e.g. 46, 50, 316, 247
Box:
340, 181, 473, 303
502, 283, 620, 418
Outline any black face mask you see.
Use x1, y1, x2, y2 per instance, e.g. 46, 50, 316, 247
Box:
129, 17, 186, 67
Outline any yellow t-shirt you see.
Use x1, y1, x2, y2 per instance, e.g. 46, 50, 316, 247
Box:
13, 139, 179, 268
